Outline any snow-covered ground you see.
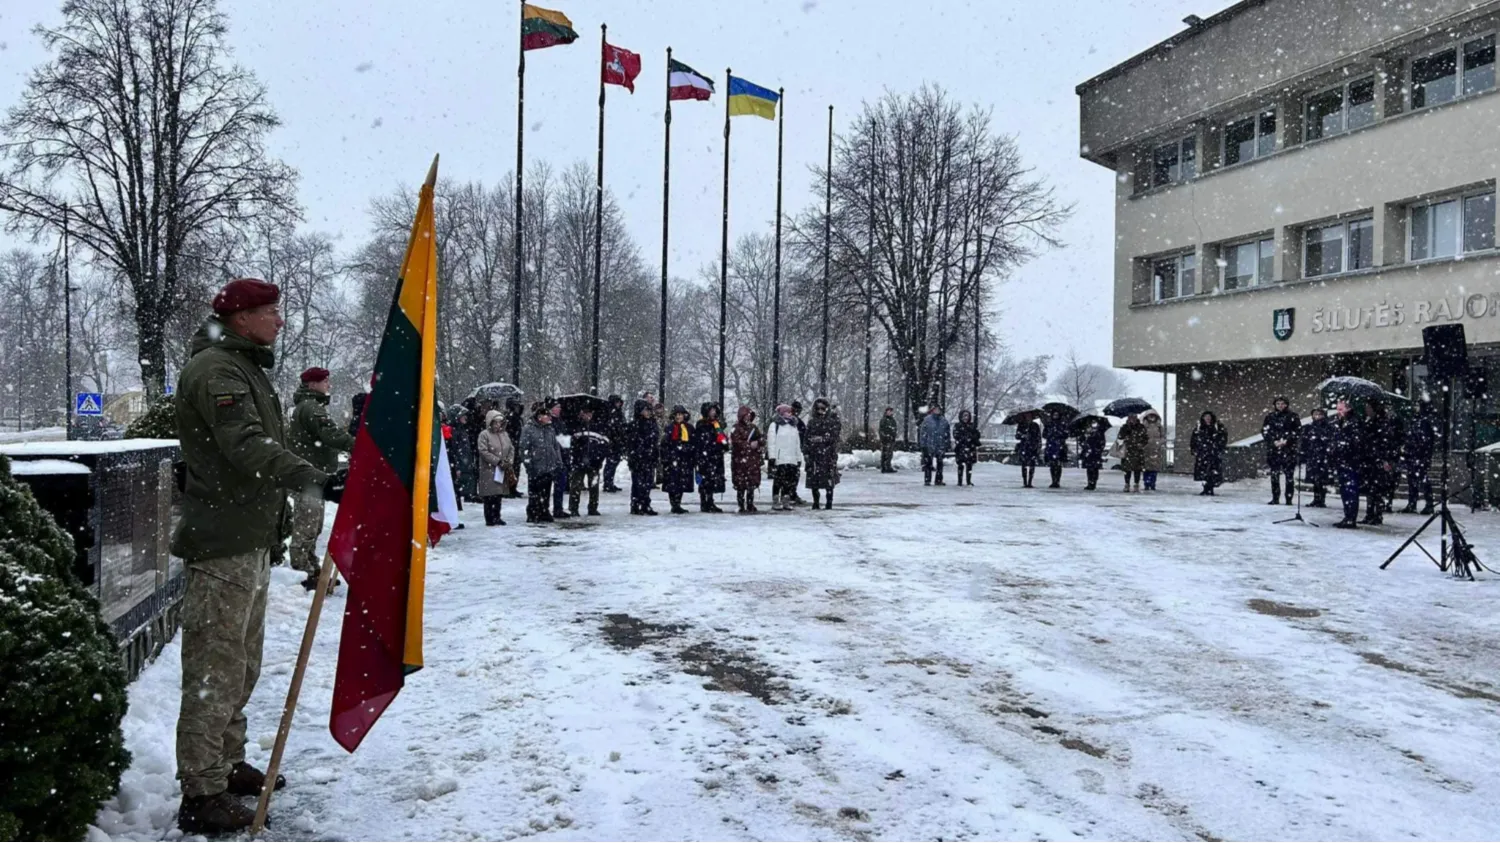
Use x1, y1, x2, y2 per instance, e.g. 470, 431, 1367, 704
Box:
93, 463, 1500, 841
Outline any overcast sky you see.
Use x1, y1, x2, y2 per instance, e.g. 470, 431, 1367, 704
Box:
0, 0, 1205, 401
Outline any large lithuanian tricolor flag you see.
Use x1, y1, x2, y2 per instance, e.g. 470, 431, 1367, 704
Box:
327, 156, 442, 753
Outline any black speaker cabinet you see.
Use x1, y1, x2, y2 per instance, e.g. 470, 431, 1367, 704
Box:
1423, 323, 1468, 381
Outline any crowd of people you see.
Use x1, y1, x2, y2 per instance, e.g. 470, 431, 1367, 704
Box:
442, 393, 849, 522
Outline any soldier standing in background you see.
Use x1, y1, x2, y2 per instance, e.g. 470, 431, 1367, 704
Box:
287, 366, 354, 592
171, 279, 344, 834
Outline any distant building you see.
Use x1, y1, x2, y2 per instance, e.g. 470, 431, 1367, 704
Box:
1078, 0, 1500, 466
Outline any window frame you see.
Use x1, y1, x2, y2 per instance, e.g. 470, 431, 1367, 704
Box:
1302, 216, 1375, 279
1220, 236, 1276, 290
1220, 107, 1278, 167
1147, 135, 1197, 190
1409, 31, 1497, 111
1407, 187, 1498, 262
1151, 251, 1196, 303
1303, 75, 1377, 141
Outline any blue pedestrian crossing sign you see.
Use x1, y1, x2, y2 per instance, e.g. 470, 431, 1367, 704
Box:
75, 392, 104, 416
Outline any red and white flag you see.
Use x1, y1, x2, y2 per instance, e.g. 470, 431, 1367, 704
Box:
602, 41, 641, 93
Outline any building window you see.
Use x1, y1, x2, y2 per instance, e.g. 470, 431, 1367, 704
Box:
1222, 109, 1277, 166
1152, 252, 1196, 301
1305, 76, 1376, 140
1222, 237, 1275, 290
1410, 190, 1496, 260
1412, 34, 1495, 109
1304, 217, 1374, 278
1150, 137, 1196, 188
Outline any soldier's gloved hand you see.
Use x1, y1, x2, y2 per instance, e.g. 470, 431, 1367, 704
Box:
322, 468, 349, 504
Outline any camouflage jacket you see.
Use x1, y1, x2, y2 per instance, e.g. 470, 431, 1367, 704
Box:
171, 319, 326, 563
288, 386, 354, 473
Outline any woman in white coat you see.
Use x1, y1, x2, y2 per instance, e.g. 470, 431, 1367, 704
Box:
766, 403, 804, 511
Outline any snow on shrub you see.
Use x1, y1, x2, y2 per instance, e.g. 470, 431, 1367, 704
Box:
0, 454, 130, 841
125, 396, 176, 439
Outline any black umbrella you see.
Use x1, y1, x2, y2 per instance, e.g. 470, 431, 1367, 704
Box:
1103, 397, 1153, 418
467, 382, 524, 404
1002, 408, 1044, 425
557, 393, 610, 422
1042, 402, 1079, 421
1069, 414, 1112, 435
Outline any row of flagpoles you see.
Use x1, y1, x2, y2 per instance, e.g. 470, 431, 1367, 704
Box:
514, 2, 837, 409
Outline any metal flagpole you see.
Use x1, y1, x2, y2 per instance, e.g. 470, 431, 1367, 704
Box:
771, 88, 785, 407
717, 69, 732, 410
659, 47, 672, 403
972, 269, 981, 421
512, 0, 526, 386
591, 23, 606, 395
863, 124, 875, 436
820, 104, 832, 397
63, 204, 73, 440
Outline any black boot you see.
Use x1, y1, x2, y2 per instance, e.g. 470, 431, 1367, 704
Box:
670, 494, 688, 515
177, 792, 256, 836
811, 489, 822, 510
736, 490, 746, 512
746, 490, 758, 513
227, 761, 285, 796
825, 490, 833, 510
699, 490, 712, 513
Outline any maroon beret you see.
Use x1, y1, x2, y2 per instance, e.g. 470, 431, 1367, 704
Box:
212, 277, 280, 315
300, 366, 331, 383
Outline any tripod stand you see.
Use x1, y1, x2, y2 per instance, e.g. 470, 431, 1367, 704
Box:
1381, 383, 1487, 579
1274, 459, 1316, 527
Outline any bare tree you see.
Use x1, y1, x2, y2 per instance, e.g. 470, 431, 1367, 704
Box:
800, 86, 1069, 420
0, 250, 65, 428
0, 0, 299, 399
1047, 348, 1130, 411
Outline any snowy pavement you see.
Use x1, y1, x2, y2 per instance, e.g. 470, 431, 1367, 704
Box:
94, 464, 1500, 841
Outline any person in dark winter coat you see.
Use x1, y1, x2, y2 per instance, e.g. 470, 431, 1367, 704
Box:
918, 405, 953, 486
449, 401, 480, 503
804, 398, 842, 508
878, 407, 899, 473
1300, 408, 1335, 508
1117, 414, 1148, 492
627, 400, 659, 515
694, 402, 728, 512
505, 398, 526, 497
1262, 397, 1302, 505
567, 406, 608, 517
520, 404, 563, 523
1190, 411, 1228, 495
787, 401, 809, 503
660, 405, 697, 514
730, 405, 764, 512
1014, 419, 1041, 488
1042, 415, 1070, 488
546, 399, 573, 519
953, 410, 982, 486
1077, 418, 1108, 490
1331, 399, 1366, 528
1401, 401, 1437, 514
1362, 400, 1401, 525
601, 394, 627, 493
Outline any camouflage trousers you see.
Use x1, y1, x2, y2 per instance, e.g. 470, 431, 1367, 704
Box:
176, 550, 270, 798
288, 491, 326, 577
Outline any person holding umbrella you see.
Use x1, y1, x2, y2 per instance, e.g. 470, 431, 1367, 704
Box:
1014, 415, 1042, 488
1331, 399, 1366, 527
1141, 410, 1166, 491
1076, 416, 1110, 491
1117, 413, 1148, 492
953, 410, 982, 486
1262, 397, 1302, 505
1190, 411, 1228, 495
1300, 407, 1334, 507
1042, 411, 1071, 488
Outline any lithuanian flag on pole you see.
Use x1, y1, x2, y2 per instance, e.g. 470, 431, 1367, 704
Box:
521, 3, 577, 51
326, 155, 442, 753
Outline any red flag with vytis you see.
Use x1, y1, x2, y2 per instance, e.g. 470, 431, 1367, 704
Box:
603, 42, 641, 93
325, 155, 443, 753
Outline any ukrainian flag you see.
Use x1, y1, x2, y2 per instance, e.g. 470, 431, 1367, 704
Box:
728, 76, 779, 120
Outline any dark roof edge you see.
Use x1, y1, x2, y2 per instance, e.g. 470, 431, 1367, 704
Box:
1075, 0, 1269, 95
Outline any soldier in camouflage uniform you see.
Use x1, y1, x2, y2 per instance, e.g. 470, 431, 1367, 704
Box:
286, 366, 354, 590
171, 278, 343, 835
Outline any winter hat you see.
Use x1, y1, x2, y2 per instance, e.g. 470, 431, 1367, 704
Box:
485, 409, 504, 427
212, 277, 279, 315
300, 366, 330, 384
737, 405, 754, 422
775, 403, 793, 417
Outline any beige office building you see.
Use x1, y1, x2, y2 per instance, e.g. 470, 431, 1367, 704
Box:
1078, 0, 1500, 465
